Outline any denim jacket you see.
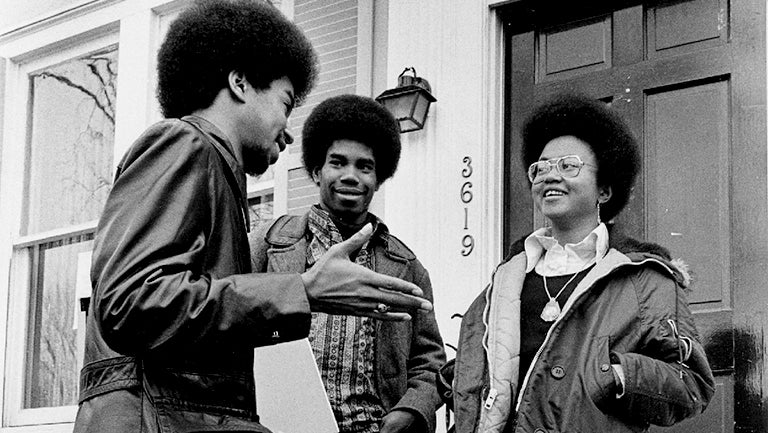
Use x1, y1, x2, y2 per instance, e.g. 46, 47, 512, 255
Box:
250, 213, 447, 432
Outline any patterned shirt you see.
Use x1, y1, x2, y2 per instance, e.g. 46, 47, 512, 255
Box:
306, 205, 385, 433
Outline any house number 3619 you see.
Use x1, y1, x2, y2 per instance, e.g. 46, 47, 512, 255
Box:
461, 156, 474, 256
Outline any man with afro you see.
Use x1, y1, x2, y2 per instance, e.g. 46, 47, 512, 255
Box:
75, 2, 432, 432
250, 94, 446, 433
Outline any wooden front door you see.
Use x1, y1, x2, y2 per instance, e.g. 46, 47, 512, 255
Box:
500, 1, 767, 431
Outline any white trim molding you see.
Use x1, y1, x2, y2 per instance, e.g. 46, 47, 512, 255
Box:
0, 2, 192, 431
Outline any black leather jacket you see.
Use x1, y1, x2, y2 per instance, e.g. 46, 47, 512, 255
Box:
74, 116, 311, 433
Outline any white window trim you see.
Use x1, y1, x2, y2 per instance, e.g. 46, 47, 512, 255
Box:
0, 30, 118, 428
0, 1, 192, 430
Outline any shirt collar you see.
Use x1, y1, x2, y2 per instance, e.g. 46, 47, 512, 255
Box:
307, 205, 385, 267
307, 205, 383, 246
524, 223, 609, 275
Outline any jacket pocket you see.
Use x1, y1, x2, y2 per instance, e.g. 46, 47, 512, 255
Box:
155, 403, 273, 433
584, 335, 618, 411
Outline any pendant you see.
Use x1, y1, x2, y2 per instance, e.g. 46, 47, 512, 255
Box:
540, 298, 561, 322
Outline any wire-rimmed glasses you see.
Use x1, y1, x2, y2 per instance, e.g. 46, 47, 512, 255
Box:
527, 155, 595, 184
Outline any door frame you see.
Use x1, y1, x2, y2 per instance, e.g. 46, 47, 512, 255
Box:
495, 1, 767, 431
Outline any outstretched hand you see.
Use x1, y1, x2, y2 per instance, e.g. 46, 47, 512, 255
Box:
300, 223, 432, 321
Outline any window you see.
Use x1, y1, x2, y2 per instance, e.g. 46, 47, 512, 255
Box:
249, 191, 275, 232
24, 47, 117, 237
19, 41, 117, 410
1, 34, 118, 427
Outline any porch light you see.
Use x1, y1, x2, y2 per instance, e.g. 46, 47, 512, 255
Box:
375, 67, 437, 133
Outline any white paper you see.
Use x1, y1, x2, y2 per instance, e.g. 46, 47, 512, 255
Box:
253, 338, 338, 433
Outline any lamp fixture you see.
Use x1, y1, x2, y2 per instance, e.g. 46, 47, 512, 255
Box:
375, 67, 436, 133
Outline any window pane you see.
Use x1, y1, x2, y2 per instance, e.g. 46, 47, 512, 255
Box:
25, 234, 94, 408
249, 192, 274, 231
24, 46, 118, 235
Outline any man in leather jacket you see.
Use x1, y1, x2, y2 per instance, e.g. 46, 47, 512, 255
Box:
74, 2, 432, 432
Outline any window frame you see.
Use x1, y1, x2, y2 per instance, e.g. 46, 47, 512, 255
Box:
0, 30, 118, 427
0, 1, 191, 430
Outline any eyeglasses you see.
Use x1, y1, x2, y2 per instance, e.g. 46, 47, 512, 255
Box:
527, 155, 595, 183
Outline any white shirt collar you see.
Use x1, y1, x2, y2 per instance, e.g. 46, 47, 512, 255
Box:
523, 223, 609, 275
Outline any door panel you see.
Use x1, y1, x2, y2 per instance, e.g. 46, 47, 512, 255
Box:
537, 15, 612, 82
645, 81, 730, 305
501, 1, 766, 431
647, 0, 728, 58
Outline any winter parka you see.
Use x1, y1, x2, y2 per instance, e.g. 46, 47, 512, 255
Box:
446, 230, 715, 433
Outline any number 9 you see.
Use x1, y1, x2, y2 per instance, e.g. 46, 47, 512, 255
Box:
461, 234, 474, 256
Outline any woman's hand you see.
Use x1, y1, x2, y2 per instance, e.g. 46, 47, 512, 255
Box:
380, 409, 416, 433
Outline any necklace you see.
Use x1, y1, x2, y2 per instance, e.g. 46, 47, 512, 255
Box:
540, 271, 582, 322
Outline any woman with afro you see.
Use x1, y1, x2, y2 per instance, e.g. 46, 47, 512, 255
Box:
442, 93, 715, 432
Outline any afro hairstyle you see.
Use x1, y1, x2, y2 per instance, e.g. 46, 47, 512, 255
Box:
156, 0, 317, 119
302, 94, 401, 184
521, 92, 640, 222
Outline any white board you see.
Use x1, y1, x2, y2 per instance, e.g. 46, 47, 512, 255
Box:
253, 338, 338, 433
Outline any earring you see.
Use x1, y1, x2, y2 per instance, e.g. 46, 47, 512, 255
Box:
597, 202, 602, 225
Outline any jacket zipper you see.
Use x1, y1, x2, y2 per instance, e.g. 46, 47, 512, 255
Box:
481, 265, 500, 412
484, 388, 498, 409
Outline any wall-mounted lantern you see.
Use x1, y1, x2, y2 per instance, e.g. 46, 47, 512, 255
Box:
375, 67, 436, 133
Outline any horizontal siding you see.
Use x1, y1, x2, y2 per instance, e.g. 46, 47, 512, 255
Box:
287, 167, 318, 215
287, 0, 357, 154
311, 26, 357, 48
295, 0, 357, 20
286, 0, 358, 212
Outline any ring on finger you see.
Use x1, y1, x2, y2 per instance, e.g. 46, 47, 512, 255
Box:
373, 303, 390, 314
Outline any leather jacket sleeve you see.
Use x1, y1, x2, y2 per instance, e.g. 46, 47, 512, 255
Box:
610, 267, 715, 426
91, 123, 310, 355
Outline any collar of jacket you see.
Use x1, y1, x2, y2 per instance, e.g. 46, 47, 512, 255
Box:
264, 212, 416, 263
505, 223, 690, 288
182, 115, 250, 230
